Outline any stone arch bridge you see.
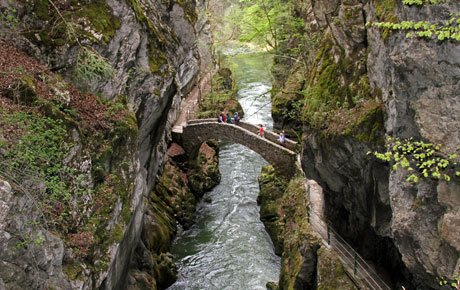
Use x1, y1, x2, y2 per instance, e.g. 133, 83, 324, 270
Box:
173, 119, 298, 178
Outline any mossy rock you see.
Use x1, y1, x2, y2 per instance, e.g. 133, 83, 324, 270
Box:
26, 0, 121, 47
345, 102, 385, 146
6, 75, 37, 105
266, 281, 279, 290
317, 247, 357, 290
154, 252, 178, 289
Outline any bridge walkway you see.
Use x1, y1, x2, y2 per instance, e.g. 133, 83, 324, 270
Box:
173, 119, 298, 178
185, 118, 298, 152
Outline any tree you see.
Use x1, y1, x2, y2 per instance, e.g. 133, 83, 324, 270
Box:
224, 0, 291, 51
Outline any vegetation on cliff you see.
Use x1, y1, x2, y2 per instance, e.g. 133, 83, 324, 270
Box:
196, 67, 243, 119
0, 40, 137, 284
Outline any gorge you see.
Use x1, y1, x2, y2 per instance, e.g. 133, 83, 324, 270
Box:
0, 0, 460, 290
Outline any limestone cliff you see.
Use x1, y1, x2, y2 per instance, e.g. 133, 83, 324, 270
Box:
272, 0, 460, 289
0, 0, 214, 289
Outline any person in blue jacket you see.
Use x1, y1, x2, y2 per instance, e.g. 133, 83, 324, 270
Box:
234, 112, 240, 125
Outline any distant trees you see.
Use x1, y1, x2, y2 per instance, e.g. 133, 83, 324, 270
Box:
208, 0, 305, 52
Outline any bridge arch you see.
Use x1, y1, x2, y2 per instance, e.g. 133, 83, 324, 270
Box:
177, 120, 298, 178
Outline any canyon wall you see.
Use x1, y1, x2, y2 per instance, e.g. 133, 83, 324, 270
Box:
273, 0, 460, 289
0, 0, 214, 289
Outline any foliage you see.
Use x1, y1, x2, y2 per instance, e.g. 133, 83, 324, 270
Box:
369, 137, 460, 182
196, 68, 242, 119
211, 0, 306, 53
0, 0, 19, 30
233, 0, 289, 50
0, 110, 73, 201
438, 272, 460, 289
367, 1, 460, 41
73, 46, 115, 83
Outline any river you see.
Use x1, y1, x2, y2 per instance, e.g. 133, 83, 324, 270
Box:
167, 51, 280, 290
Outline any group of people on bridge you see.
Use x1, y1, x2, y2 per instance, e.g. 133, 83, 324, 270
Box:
217, 112, 286, 147
218, 112, 240, 125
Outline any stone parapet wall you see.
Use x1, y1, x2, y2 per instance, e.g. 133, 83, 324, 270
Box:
181, 121, 297, 178
186, 119, 298, 152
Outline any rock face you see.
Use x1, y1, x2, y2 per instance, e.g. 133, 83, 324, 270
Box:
281, 0, 460, 289
0, 0, 214, 289
127, 140, 220, 289
257, 166, 357, 290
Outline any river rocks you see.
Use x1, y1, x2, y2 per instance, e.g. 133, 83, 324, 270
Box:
187, 141, 221, 196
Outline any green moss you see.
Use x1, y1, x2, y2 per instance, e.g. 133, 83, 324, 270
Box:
347, 103, 385, 146
75, 0, 121, 43
148, 192, 177, 252
63, 263, 84, 281
126, 0, 173, 48
92, 166, 106, 183
266, 282, 279, 290
109, 223, 124, 244
317, 247, 358, 289
375, 0, 397, 22
412, 197, 426, 210
148, 39, 168, 73
176, 0, 198, 25
121, 203, 132, 223
33, 0, 51, 21
375, 0, 397, 40
27, 0, 120, 47
126, 0, 148, 24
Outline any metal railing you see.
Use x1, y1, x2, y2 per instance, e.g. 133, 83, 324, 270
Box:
304, 182, 392, 290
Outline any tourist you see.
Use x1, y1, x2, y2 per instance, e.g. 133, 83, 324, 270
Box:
234, 112, 240, 125
226, 113, 232, 124
258, 124, 264, 138
218, 112, 223, 123
278, 131, 286, 146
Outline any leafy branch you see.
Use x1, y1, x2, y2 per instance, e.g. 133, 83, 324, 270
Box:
367, 1, 460, 41
369, 137, 460, 182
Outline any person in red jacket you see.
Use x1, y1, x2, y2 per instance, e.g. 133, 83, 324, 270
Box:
258, 124, 264, 138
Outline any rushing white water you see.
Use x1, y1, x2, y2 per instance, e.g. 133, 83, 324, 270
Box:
168, 52, 280, 290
